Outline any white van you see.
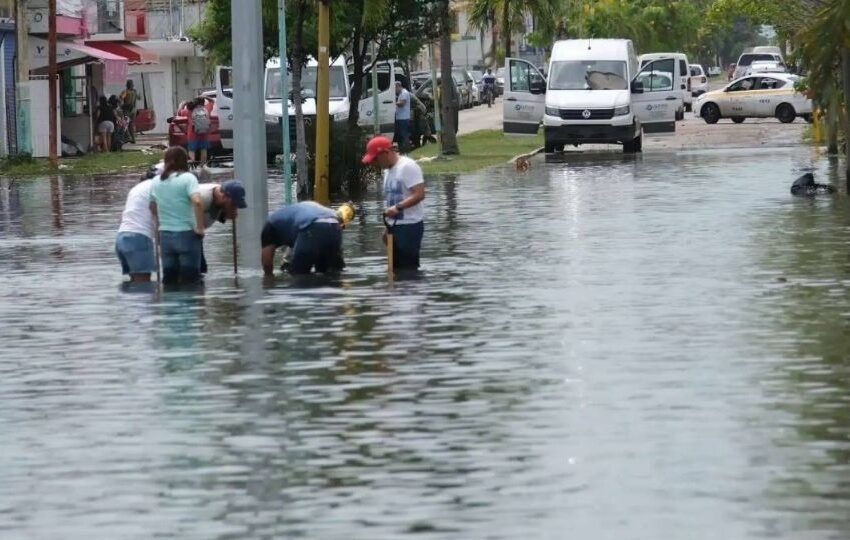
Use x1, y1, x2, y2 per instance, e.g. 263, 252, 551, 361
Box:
215, 56, 398, 156
640, 52, 690, 113
504, 39, 682, 154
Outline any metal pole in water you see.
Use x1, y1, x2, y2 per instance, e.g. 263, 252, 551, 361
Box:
428, 42, 441, 156
371, 41, 379, 136
314, 0, 331, 204
231, 0, 268, 269
278, 0, 292, 204
0, 36, 8, 158
48, 0, 58, 166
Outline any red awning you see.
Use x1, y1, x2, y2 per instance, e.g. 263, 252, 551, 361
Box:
84, 41, 159, 65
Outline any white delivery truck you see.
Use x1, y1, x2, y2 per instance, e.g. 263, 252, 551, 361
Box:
214, 56, 398, 159
503, 39, 683, 154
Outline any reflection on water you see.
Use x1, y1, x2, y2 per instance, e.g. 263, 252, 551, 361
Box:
1, 150, 849, 539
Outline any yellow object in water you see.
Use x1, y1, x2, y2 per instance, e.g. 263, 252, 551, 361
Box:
336, 202, 356, 227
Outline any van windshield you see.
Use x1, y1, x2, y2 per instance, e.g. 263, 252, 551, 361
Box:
265, 66, 348, 100
548, 60, 628, 90
738, 54, 778, 67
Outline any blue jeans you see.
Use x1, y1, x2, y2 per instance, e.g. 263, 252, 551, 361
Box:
394, 119, 411, 152
290, 222, 345, 275
115, 232, 156, 275
159, 230, 203, 284
390, 221, 424, 270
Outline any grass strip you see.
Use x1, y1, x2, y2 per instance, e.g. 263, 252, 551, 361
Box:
0, 151, 161, 178
410, 129, 543, 174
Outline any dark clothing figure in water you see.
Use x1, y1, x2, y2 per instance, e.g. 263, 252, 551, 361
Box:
791, 173, 835, 196
261, 202, 355, 276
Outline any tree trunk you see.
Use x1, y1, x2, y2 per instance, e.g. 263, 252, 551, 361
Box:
502, 0, 511, 59
842, 48, 850, 189
440, 1, 459, 154
344, 33, 368, 196
292, 1, 310, 200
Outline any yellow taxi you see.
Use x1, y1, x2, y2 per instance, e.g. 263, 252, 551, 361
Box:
695, 73, 812, 124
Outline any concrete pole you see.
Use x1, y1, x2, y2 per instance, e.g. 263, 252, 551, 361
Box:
48, 0, 57, 166
231, 0, 268, 270
313, 0, 330, 204
278, 0, 292, 204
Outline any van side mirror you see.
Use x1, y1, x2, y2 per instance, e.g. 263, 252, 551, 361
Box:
631, 81, 644, 94
530, 80, 546, 95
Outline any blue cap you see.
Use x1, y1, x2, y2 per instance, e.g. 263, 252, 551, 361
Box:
221, 180, 247, 208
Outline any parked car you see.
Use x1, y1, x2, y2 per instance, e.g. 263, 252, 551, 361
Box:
495, 67, 505, 96
452, 67, 475, 108
733, 52, 784, 79
167, 91, 222, 153
414, 76, 459, 135
745, 60, 786, 76
689, 64, 709, 97
469, 69, 484, 101
695, 73, 811, 124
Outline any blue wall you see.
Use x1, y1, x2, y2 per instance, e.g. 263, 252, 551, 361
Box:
0, 26, 17, 154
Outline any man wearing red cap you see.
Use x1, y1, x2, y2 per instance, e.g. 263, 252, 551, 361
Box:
362, 136, 426, 270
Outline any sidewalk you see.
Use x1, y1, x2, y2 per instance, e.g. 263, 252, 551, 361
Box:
458, 98, 503, 135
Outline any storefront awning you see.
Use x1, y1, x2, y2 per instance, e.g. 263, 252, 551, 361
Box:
84, 41, 159, 65
30, 38, 128, 84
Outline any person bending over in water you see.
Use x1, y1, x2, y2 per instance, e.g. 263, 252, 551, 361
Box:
261, 202, 355, 277
116, 176, 157, 282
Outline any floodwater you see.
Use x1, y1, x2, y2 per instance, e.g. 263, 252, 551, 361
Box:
2, 147, 850, 539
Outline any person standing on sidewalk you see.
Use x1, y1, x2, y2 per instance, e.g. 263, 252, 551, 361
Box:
120, 79, 138, 144
187, 97, 212, 165
393, 81, 411, 153
361, 136, 425, 271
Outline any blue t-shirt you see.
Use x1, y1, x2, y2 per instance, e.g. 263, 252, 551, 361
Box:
262, 202, 337, 247
149, 172, 200, 232
395, 89, 411, 120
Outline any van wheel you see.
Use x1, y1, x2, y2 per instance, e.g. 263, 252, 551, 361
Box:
702, 103, 720, 124
731, 116, 745, 124
544, 141, 556, 153
776, 103, 796, 124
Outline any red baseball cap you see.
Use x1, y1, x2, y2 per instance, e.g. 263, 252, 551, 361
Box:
362, 136, 393, 165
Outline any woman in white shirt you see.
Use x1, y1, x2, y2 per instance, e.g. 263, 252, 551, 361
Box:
115, 176, 157, 282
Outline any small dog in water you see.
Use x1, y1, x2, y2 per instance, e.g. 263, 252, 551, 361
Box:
790, 173, 835, 197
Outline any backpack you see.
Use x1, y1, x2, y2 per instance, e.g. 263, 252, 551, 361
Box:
192, 106, 211, 134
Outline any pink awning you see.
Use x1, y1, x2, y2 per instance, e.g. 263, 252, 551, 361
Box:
30, 39, 128, 84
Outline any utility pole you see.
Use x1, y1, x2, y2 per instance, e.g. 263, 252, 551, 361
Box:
15, 0, 31, 155
278, 0, 292, 204
428, 42, 441, 156
313, 0, 330, 204
231, 0, 268, 269
48, 0, 57, 166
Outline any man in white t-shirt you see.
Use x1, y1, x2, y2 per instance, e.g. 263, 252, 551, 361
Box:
361, 136, 425, 270
116, 178, 157, 282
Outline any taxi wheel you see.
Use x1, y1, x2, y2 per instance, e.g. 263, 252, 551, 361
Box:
702, 103, 720, 124
732, 117, 746, 124
776, 104, 796, 124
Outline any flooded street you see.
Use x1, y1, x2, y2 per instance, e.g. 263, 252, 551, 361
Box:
2, 146, 850, 539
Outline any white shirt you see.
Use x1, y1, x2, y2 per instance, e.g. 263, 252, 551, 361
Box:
196, 183, 223, 228
118, 179, 155, 239
383, 156, 424, 225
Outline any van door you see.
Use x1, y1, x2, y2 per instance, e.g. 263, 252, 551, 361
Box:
502, 57, 546, 135
358, 60, 396, 137
632, 58, 679, 133
215, 66, 234, 149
